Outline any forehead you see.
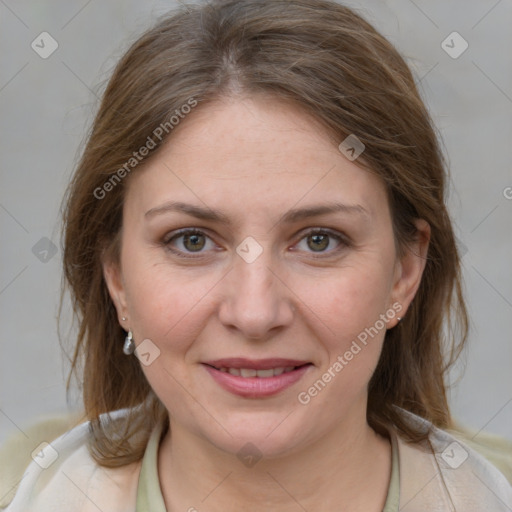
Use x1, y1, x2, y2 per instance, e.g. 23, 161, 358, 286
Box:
124, 96, 387, 221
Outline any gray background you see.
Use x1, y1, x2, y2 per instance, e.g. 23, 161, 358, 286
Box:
1, 0, 511, 446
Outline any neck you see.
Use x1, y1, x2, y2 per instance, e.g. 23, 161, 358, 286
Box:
157, 408, 392, 511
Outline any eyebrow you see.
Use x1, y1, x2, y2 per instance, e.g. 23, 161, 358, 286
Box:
144, 200, 370, 225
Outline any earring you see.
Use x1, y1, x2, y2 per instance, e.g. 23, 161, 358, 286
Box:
122, 316, 127, 321
397, 317, 402, 322
123, 330, 135, 355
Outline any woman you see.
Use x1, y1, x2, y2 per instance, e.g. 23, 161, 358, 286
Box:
3, 0, 511, 510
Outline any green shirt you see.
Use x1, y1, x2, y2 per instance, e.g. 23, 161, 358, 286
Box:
136, 423, 400, 511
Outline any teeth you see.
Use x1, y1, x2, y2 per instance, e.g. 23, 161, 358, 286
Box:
240, 368, 257, 377
255, 368, 274, 378
219, 366, 299, 378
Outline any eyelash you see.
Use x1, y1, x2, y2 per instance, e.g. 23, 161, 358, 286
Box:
162, 227, 350, 260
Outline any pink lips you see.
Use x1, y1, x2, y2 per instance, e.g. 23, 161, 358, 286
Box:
202, 358, 312, 398
203, 357, 310, 370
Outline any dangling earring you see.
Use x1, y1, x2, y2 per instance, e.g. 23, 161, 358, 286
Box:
123, 330, 135, 355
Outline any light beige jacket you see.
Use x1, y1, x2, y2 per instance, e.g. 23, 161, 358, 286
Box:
1, 406, 511, 511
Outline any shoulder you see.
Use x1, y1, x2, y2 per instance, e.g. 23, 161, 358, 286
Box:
1, 408, 142, 512
393, 407, 512, 511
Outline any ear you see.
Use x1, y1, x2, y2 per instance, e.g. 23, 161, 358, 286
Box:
102, 255, 129, 329
389, 218, 430, 325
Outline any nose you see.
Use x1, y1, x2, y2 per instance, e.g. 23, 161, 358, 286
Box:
218, 248, 295, 340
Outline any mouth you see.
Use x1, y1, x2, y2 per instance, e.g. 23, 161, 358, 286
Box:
205, 365, 309, 378
201, 358, 313, 398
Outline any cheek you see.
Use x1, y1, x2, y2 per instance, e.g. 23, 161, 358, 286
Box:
120, 242, 219, 353
120, 246, 217, 416
292, 268, 394, 419
293, 258, 395, 398
301, 264, 393, 340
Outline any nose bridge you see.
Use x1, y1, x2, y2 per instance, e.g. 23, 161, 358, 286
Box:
234, 234, 275, 289
236, 248, 274, 296
218, 239, 294, 338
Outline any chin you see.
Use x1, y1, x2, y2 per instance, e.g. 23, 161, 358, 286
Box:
199, 411, 313, 461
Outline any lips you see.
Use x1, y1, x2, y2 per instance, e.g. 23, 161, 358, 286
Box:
202, 358, 313, 398
218, 366, 297, 378
203, 358, 310, 370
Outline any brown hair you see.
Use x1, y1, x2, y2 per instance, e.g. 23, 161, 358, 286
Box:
61, 0, 468, 466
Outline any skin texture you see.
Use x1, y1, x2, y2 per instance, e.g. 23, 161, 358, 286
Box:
103, 95, 430, 511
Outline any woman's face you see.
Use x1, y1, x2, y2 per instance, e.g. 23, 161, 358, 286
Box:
104, 95, 428, 457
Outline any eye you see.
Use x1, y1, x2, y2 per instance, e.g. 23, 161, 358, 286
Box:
163, 227, 349, 259
294, 228, 347, 256
164, 228, 216, 257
